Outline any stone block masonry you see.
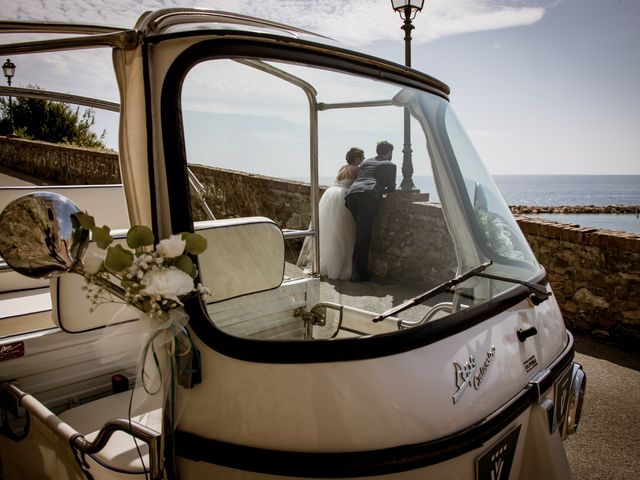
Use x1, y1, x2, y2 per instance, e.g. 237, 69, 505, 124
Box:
0, 136, 120, 185
1, 137, 638, 344
516, 216, 640, 343
190, 164, 639, 343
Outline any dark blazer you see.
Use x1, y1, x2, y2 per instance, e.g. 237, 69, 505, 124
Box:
345, 157, 396, 201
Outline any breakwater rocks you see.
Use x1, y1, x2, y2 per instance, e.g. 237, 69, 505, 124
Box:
511, 205, 640, 214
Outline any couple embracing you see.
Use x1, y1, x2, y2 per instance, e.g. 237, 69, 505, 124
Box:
299, 141, 396, 282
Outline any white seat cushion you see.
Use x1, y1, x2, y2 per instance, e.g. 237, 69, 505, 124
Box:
59, 390, 161, 476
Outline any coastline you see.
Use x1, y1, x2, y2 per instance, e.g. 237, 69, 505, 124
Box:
510, 204, 640, 214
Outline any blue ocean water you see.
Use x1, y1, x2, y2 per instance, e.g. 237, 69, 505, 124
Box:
423, 175, 640, 234
317, 174, 640, 233
492, 175, 640, 207
406, 175, 640, 207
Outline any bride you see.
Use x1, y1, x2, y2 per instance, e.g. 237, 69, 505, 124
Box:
298, 147, 365, 280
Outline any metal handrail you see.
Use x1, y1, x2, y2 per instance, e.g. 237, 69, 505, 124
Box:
0, 87, 119, 112
0, 382, 162, 478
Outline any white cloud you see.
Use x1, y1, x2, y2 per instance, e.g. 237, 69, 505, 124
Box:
1, 0, 549, 153
5, 1, 547, 46
213, 1, 546, 46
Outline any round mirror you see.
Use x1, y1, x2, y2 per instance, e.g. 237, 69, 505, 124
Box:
0, 192, 90, 278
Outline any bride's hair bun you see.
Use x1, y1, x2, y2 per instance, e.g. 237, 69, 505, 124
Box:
346, 147, 364, 164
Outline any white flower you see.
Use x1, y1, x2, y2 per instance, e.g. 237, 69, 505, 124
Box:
82, 252, 105, 275
140, 267, 194, 304
156, 235, 186, 259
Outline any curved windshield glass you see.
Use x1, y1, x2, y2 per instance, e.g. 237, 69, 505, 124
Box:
179, 56, 542, 341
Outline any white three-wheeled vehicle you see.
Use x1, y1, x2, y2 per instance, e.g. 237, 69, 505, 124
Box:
0, 8, 585, 479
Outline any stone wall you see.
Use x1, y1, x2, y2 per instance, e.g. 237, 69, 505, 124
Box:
371, 193, 456, 287
515, 216, 640, 343
189, 163, 457, 287
166, 166, 640, 344
0, 137, 120, 185
1, 138, 638, 343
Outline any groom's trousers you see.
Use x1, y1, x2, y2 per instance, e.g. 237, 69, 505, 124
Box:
345, 191, 379, 279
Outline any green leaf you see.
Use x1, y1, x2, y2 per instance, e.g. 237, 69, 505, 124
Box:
182, 232, 207, 255
127, 226, 154, 249
73, 212, 96, 230
91, 225, 113, 249
174, 255, 197, 278
105, 244, 134, 272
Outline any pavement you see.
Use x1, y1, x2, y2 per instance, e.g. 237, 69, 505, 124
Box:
564, 333, 640, 479
0, 166, 52, 186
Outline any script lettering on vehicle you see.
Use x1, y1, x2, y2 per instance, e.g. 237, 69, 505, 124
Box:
0, 342, 24, 361
452, 345, 496, 404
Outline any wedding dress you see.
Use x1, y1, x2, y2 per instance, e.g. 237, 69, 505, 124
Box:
298, 178, 356, 280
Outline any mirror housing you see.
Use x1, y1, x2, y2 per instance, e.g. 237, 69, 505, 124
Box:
0, 192, 89, 278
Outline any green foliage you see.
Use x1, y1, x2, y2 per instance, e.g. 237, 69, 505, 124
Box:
182, 232, 208, 255
105, 244, 134, 272
73, 212, 113, 248
92, 226, 114, 249
73, 212, 96, 230
0, 85, 107, 148
127, 226, 155, 249
174, 255, 197, 278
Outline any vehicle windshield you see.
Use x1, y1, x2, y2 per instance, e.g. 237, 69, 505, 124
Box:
179, 56, 541, 341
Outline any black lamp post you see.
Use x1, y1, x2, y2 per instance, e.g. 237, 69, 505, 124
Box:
2, 58, 16, 136
390, 0, 425, 192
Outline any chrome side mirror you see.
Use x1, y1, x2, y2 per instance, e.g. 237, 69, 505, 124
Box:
0, 192, 89, 278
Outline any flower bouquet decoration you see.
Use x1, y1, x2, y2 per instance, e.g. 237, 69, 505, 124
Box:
74, 212, 209, 392
74, 213, 209, 317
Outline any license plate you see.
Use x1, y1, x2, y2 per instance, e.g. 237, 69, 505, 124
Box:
554, 366, 573, 437
476, 425, 521, 480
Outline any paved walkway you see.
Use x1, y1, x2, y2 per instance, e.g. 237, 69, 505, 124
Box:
0, 167, 41, 186
564, 334, 640, 479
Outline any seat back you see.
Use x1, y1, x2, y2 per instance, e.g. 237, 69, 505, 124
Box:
196, 217, 285, 303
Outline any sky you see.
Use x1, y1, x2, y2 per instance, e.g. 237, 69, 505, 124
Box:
1, 0, 639, 175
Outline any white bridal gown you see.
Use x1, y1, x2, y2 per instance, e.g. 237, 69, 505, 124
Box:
298, 178, 356, 280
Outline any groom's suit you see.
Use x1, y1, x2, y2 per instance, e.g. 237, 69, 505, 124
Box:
344, 157, 396, 280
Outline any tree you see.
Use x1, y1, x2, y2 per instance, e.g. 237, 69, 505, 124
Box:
0, 85, 107, 149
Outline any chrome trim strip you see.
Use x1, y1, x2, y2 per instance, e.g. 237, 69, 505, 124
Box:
0, 30, 138, 56
0, 87, 119, 112
0, 21, 124, 35
317, 100, 395, 110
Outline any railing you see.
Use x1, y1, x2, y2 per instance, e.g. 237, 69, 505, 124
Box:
0, 382, 162, 479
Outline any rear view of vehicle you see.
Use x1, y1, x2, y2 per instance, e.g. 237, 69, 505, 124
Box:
0, 9, 585, 479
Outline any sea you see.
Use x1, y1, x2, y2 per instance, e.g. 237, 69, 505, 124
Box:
317, 174, 640, 234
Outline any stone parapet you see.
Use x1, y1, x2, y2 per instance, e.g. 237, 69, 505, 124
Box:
0, 136, 120, 185
1, 138, 637, 344
515, 215, 640, 343
189, 167, 640, 344
188, 165, 455, 286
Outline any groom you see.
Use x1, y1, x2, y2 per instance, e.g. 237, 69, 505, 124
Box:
345, 141, 396, 281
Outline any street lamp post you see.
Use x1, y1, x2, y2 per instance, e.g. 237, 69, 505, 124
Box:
390, 0, 425, 192
2, 59, 16, 136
